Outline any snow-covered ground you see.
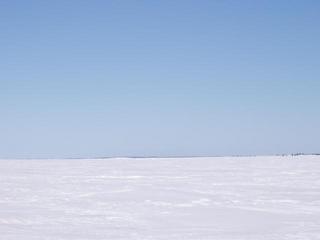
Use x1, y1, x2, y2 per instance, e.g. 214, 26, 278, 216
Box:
0, 155, 320, 240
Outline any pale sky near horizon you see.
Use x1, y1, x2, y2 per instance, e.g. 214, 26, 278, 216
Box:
1, 0, 319, 158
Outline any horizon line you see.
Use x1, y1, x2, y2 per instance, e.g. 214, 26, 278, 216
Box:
0, 153, 319, 160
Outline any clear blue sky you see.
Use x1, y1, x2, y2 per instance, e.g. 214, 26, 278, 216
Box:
1, 0, 319, 158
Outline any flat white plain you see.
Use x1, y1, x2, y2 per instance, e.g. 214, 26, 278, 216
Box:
0, 155, 319, 239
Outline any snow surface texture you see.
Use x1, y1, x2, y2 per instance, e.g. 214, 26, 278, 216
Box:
0, 156, 320, 240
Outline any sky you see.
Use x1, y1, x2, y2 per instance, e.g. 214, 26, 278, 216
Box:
1, 0, 320, 158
